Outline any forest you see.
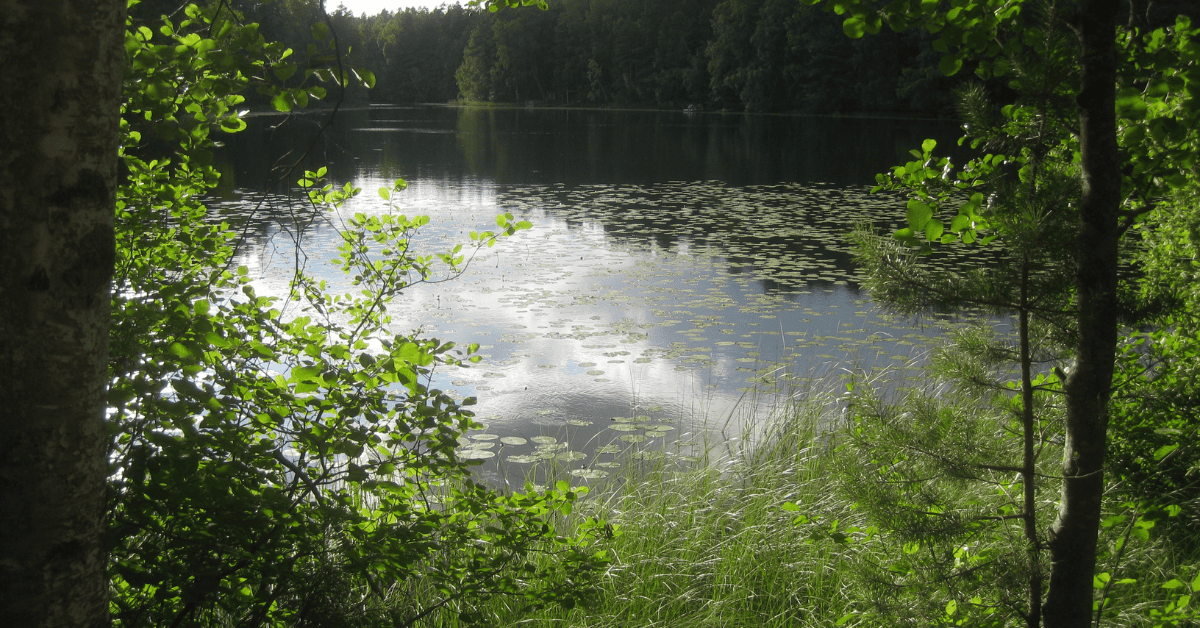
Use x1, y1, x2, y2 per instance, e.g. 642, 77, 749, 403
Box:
4, 1, 1200, 628
127, 0, 971, 114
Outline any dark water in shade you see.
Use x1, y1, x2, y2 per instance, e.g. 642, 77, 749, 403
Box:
210, 105, 973, 486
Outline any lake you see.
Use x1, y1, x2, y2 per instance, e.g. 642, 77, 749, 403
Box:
210, 105, 973, 486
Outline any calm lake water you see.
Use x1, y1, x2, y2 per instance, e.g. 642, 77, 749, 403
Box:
211, 105, 972, 485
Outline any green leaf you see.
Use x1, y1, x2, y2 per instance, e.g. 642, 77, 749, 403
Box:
353, 68, 376, 89
271, 93, 292, 112
921, 138, 937, 154
906, 199, 933, 230
291, 364, 322, 383
311, 22, 331, 42
204, 332, 230, 348
1116, 87, 1148, 120
1153, 443, 1179, 460
925, 219, 944, 241
894, 227, 918, 245
219, 116, 247, 133
939, 54, 963, 76
864, 13, 882, 35
843, 16, 867, 39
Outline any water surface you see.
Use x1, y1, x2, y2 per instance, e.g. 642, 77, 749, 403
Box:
212, 106, 971, 485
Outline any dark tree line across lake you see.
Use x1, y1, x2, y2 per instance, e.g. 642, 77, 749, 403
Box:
130, 0, 1200, 115
359, 0, 962, 113
132, 0, 988, 115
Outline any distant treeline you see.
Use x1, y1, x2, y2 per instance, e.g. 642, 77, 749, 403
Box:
348, 0, 961, 114
129, 0, 976, 115
130, 0, 1200, 115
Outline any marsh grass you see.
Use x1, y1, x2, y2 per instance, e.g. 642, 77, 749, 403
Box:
469, 379, 867, 628
464, 359, 1200, 628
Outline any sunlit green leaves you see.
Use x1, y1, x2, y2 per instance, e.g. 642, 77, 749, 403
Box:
111, 3, 608, 626
842, 11, 881, 39
352, 67, 376, 89
905, 198, 933, 232
1117, 87, 1149, 120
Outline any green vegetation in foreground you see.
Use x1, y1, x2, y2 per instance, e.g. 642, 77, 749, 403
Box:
109, 2, 1200, 627
483, 387, 857, 628
481, 370, 1200, 628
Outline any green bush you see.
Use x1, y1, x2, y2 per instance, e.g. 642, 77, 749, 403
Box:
108, 3, 610, 626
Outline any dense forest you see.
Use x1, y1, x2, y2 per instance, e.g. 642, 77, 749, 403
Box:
355, 0, 962, 113
131, 0, 969, 114
128, 0, 1200, 116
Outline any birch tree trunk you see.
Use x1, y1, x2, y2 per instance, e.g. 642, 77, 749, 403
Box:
0, 1, 126, 626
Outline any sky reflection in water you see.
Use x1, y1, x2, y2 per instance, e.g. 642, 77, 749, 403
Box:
215, 107, 973, 486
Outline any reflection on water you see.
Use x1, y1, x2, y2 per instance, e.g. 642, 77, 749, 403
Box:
212, 106, 970, 485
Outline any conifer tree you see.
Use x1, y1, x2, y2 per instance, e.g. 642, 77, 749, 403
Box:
804, 1, 1200, 625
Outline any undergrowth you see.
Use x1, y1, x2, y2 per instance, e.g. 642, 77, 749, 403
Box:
469, 368, 1200, 628
476, 385, 860, 628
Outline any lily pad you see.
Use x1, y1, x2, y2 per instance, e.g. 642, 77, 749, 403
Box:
569, 468, 610, 479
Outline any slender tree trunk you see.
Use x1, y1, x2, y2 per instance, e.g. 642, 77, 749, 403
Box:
1018, 258, 1042, 628
0, 1, 126, 626
1043, 1, 1122, 626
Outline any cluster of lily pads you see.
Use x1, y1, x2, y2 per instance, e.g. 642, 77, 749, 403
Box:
454, 414, 690, 481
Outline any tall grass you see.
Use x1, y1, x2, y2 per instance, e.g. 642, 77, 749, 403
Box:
479, 384, 863, 628
472, 365, 1200, 628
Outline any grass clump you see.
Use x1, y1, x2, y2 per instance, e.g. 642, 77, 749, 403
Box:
484, 388, 862, 628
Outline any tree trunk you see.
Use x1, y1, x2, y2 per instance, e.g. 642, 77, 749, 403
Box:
1043, 0, 1122, 626
1018, 258, 1042, 628
0, 1, 126, 627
